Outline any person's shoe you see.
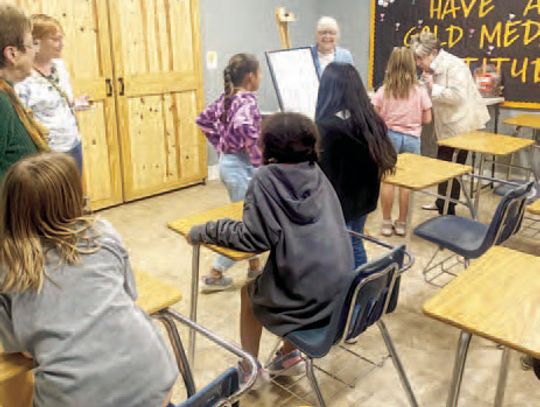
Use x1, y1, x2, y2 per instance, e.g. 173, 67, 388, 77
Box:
200, 275, 233, 293
422, 203, 439, 211
267, 349, 306, 377
381, 220, 393, 237
521, 355, 534, 371
344, 336, 359, 345
246, 268, 263, 281
238, 361, 270, 391
394, 221, 407, 237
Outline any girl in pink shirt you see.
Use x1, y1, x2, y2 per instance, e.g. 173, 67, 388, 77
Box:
372, 47, 432, 236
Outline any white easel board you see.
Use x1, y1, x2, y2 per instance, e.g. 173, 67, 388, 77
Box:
265, 47, 319, 119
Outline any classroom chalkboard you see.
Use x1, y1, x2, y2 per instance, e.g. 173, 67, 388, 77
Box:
368, 0, 540, 109
266, 47, 320, 119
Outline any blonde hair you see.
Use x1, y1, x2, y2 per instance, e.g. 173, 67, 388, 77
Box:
317, 16, 340, 37
0, 153, 96, 293
409, 31, 440, 57
31, 13, 64, 40
383, 47, 418, 100
0, 3, 31, 68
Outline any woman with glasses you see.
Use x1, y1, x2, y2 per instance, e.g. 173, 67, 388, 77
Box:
0, 3, 48, 181
311, 16, 354, 77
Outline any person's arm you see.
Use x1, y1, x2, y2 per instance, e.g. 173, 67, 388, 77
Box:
195, 97, 223, 148
430, 63, 470, 106
0, 295, 23, 354
233, 100, 262, 167
188, 178, 278, 252
422, 109, 432, 124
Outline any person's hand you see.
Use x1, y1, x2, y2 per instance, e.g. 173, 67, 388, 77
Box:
186, 233, 194, 245
74, 95, 93, 111
21, 351, 33, 359
422, 72, 434, 90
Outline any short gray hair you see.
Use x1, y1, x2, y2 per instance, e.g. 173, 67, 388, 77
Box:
410, 31, 441, 57
317, 16, 340, 36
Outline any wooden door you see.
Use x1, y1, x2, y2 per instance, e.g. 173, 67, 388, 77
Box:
108, 0, 207, 201
15, 0, 124, 210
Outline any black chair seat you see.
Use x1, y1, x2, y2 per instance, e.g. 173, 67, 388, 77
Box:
414, 216, 489, 259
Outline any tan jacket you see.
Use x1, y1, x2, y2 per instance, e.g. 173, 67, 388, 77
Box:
430, 50, 490, 140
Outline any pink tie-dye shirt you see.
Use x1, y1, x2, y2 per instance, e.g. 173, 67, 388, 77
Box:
196, 91, 262, 167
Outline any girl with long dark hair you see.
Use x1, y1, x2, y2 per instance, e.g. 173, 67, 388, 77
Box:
315, 62, 396, 267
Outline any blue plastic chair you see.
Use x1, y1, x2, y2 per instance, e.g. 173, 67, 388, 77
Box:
174, 367, 239, 407
283, 244, 418, 407
155, 309, 258, 407
414, 181, 533, 283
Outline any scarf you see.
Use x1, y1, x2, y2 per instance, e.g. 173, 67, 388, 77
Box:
0, 78, 50, 152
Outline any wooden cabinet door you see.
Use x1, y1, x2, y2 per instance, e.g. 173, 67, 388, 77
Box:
15, 0, 124, 210
107, 0, 207, 201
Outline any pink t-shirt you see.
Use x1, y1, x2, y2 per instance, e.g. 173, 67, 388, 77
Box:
372, 85, 432, 137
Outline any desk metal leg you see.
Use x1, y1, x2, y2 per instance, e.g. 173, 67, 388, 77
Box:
459, 176, 477, 220
443, 150, 460, 215
447, 331, 472, 407
494, 347, 511, 407
189, 244, 201, 366
474, 154, 485, 213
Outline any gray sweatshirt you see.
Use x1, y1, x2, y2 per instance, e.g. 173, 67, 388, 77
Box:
0, 220, 178, 407
190, 162, 354, 336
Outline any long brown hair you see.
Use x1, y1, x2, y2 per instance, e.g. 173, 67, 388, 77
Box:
0, 153, 95, 293
383, 47, 418, 100
221, 53, 259, 125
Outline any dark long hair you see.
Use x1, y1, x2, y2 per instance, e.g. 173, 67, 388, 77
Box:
315, 62, 396, 176
220, 53, 259, 125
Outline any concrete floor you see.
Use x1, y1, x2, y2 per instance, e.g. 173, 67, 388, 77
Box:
101, 180, 540, 406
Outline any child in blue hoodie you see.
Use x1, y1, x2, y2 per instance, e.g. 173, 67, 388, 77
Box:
188, 112, 353, 384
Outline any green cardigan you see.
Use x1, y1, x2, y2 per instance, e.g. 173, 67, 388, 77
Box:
0, 90, 38, 179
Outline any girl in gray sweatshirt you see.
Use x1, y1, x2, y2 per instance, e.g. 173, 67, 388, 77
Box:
0, 153, 178, 407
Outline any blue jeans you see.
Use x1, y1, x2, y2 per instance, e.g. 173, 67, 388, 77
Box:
65, 141, 83, 175
387, 130, 421, 154
213, 153, 256, 272
347, 215, 368, 269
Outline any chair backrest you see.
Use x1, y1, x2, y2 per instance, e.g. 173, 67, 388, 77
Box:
480, 181, 533, 252
175, 367, 239, 407
332, 245, 406, 344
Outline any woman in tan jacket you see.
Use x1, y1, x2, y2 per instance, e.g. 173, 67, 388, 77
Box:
410, 32, 490, 215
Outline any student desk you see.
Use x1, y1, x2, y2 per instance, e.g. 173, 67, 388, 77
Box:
0, 270, 182, 407
504, 114, 540, 134
168, 202, 251, 364
527, 199, 540, 216
438, 131, 535, 210
423, 246, 540, 407
383, 153, 474, 217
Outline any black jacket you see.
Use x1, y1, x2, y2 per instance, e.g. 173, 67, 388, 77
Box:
317, 115, 380, 222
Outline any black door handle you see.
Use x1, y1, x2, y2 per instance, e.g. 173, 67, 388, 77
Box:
118, 77, 125, 96
105, 78, 112, 97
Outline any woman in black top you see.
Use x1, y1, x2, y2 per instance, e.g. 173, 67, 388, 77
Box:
315, 63, 396, 268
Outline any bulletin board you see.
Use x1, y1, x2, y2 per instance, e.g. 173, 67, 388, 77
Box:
368, 0, 540, 109
266, 47, 320, 119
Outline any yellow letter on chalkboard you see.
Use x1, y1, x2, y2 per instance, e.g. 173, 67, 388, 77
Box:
447, 25, 464, 47
431, 0, 443, 20
511, 58, 529, 83
523, 20, 540, 45
442, 0, 461, 19
480, 22, 501, 48
479, 0, 495, 18
524, 0, 540, 17
533, 58, 540, 83
460, 0, 478, 18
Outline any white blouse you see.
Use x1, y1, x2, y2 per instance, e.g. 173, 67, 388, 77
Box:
16, 59, 80, 152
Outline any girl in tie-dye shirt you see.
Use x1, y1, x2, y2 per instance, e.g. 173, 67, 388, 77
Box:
196, 53, 262, 292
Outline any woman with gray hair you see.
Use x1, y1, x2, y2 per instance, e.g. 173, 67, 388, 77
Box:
410, 31, 489, 215
311, 16, 354, 76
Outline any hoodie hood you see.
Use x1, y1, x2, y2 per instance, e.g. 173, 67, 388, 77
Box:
255, 162, 326, 225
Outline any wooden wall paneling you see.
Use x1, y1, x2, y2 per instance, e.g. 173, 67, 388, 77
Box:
108, 0, 207, 201
14, 0, 123, 210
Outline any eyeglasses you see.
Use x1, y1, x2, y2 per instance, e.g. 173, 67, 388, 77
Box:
21, 40, 39, 51
318, 30, 337, 36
